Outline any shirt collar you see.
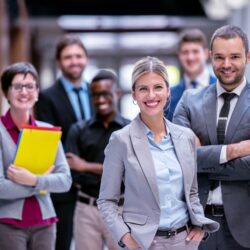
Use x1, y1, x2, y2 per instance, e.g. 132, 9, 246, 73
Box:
1, 109, 36, 130
216, 77, 246, 97
60, 76, 88, 93
141, 116, 170, 138
184, 68, 209, 88
88, 113, 127, 127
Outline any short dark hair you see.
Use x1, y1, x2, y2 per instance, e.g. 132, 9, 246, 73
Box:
55, 34, 88, 60
1, 62, 38, 95
210, 25, 249, 55
178, 28, 208, 50
91, 69, 118, 85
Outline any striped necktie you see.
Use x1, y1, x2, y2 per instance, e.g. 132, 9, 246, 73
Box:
217, 92, 236, 144
211, 92, 236, 190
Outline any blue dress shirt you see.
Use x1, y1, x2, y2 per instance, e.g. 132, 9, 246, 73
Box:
144, 122, 189, 229
61, 76, 91, 121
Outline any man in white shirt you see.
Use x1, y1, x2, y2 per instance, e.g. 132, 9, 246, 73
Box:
173, 25, 250, 250
165, 28, 216, 120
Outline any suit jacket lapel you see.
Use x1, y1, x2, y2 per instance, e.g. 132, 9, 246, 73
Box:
130, 115, 160, 206
85, 81, 94, 116
168, 122, 193, 190
202, 85, 218, 144
225, 83, 250, 143
57, 79, 78, 121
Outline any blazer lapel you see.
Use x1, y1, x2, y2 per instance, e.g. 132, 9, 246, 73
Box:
168, 122, 193, 189
202, 85, 218, 144
85, 81, 94, 116
57, 80, 78, 121
225, 84, 250, 143
130, 116, 160, 207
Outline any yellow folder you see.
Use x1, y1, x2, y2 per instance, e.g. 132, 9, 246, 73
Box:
14, 126, 62, 175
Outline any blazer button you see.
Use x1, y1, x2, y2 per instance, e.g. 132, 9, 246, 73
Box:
204, 190, 209, 194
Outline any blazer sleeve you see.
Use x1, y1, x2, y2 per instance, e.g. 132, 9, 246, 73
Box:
188, 133, 220, 232
97, 132, 130, 243
35, 92, 57, 125
0, 151, 36, 199
0, 134, 35, 199
173, 92, 250, 181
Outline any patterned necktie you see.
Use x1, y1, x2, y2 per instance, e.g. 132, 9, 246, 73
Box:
211, 92, 236, 190
73, 87, 85, 120
217, 92, 236, 144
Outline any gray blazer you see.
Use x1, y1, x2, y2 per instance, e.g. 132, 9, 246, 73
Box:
173, 83, 250, 248
0, 120, 72, 220
97, 115, 219, 250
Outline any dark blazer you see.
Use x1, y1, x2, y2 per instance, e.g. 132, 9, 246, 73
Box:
173, 83, 250, 248
35, 79, 93, 202
165, 75, 216, 121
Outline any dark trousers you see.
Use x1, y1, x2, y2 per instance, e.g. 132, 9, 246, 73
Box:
54, 200, 76, 250
0, 223, 56, 250
199, 215, 250, 250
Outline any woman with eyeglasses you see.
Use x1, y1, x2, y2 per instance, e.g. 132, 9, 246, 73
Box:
0, 62, 72, 250
97, 57, 219, 250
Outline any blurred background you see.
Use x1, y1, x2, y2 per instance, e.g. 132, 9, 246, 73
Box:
1, 0, 250, 119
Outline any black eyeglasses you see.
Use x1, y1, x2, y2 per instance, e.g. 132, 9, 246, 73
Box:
11, 83, 37, 92
91, 91, 113, 99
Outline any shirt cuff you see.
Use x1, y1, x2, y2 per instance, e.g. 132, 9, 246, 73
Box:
220, 145, 228, 164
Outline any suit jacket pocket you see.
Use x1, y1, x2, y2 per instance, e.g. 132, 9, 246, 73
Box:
123, 212, 148, 225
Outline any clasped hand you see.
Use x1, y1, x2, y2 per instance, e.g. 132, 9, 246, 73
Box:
7, 164, 54, 186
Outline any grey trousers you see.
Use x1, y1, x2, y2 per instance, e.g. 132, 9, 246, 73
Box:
148, 230, 200, 250
0, 223, 56, 250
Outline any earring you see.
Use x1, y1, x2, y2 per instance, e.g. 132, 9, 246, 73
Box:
133, 100, 137, 105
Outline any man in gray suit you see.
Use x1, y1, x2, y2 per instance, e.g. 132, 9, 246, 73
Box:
173, 25, 250, 250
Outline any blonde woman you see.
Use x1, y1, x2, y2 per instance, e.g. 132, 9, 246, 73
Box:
97, 57, 219, 250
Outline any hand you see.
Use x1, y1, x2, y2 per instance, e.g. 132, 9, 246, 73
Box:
195, 136, 201, 146
186, 227, 205, 243
227, 140, 250, 160
66, 152, 87, 172
121, 233, 141, 249
7, 164, 37, 186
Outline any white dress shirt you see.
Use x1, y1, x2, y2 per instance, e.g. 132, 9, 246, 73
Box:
207, 78, 246, 205
184, 68, 210, 89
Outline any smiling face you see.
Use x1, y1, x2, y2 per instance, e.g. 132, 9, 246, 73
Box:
132, 72, 170, 120
90, 79, 118, 118
210, 36, 250, 91
178, 42, 208, 79
7, 73, 38, 112
57, 44, 88, 84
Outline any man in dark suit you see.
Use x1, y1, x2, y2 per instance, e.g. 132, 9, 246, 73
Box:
173, 25, 250, 249
165, 28, 216, 120
35, 35, 92, 250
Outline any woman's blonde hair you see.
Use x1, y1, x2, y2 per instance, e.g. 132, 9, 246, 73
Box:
132, 56, 169, 91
